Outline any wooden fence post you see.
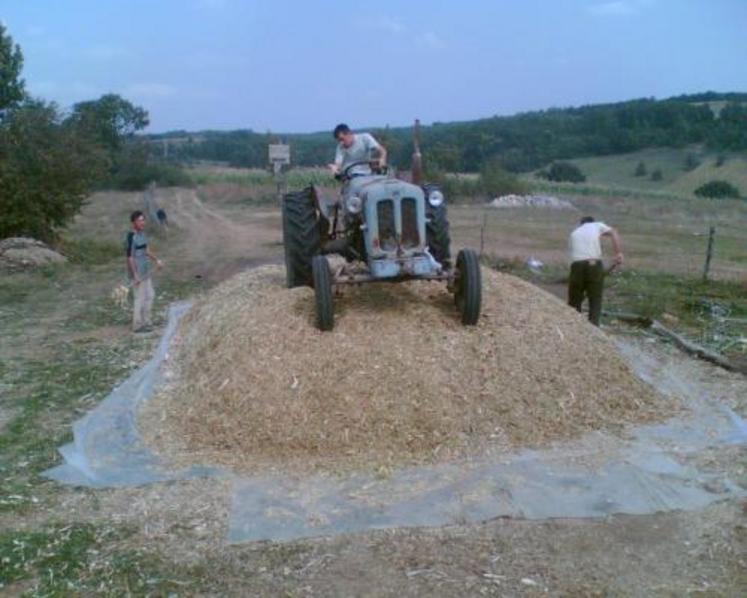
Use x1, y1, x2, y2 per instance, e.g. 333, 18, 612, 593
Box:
702, 226, 715, 282
479, 212, 487, 258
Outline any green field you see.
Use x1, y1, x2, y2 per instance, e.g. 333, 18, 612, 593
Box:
565, 147, 747, 198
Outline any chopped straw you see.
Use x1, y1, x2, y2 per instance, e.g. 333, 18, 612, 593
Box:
140, 265, 668, 475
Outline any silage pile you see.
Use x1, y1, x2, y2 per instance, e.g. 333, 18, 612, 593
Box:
140, 265, 667, 474
489, 194, 576, 209
0, 237, 67, 272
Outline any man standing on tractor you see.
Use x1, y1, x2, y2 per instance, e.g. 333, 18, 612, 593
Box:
568, 216, 623, 326
328, 124, 387, 177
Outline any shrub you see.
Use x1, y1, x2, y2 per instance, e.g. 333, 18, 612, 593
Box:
683, 153, 700, 172
545, 161, 586, 183
479, 158, 528, 196
694, 180, 740, 199
715, 154, 726, 167
650, 169, 663, 181
0, 101, 107, 241
634, 161, 647, 177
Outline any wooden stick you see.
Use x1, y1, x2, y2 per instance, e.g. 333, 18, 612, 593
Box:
603, 310, 741, 373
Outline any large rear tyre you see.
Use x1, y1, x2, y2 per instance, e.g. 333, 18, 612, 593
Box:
312, 255, 334, 331
455, 249, 481, 326
426, 203, 451, 268
282, 187, 321, 288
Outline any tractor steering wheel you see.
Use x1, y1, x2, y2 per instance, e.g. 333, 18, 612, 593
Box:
336, 160, 382, 181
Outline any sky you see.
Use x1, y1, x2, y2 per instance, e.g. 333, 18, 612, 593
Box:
2, 0, 746, 133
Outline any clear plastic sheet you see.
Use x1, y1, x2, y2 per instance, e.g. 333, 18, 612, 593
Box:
43, 308, 747, 542
43, 302, 219, 487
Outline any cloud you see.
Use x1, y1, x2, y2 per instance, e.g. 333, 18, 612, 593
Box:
368, 16, 407, 35
194, 0, 229, 9
86, 44, 131, 61
29, 80, 101, 102
126, 83, 177, 99
416, 31, 446, 50
587, 1, 638, 16
25, 25, 46, 37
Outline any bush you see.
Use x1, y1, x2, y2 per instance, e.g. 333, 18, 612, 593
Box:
479, 158, 528, 196
107, 141, 193, 190
110, 161, 194, 191
683, 153, 700, 172
0, 101, 107, 241
694, 180, 740, 199
545, 161, 586, 183
634, 161, 647, 177
715, 154, 726, 167
650, 169, 663, 181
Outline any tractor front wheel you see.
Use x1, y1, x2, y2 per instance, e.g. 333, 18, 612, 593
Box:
455, 249, 481, 326
312, 255, 334, 331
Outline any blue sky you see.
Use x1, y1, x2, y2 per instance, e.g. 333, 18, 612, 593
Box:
2, 0, 746, 133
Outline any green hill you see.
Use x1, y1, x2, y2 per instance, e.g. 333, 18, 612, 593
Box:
565, 147, 747, 197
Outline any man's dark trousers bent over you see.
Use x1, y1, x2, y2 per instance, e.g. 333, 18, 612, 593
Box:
568, 259, 604, 326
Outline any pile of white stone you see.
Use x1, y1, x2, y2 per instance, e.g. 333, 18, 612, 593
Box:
489, 194, 576, 210
0, 237, 67, 272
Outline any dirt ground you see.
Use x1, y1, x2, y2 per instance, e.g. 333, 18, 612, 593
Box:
1, 184, 746, 596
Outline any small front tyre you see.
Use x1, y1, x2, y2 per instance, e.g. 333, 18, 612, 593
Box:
455, 249, 481, 326
312, 255, 334, 331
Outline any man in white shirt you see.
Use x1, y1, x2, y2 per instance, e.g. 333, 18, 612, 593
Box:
328, 124, 387, 178
568, 216, 624, 326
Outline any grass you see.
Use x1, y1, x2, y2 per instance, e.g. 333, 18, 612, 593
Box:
0, 523, 203, 595
484, 254, 747, 357
189, 165, 335, 188
559, 146, 747, 198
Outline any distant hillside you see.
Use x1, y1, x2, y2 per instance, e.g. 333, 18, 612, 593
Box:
147, 92, 747, 173
562, 147, 747, 197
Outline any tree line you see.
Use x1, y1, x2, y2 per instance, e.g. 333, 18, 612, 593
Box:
155, 93, 747, 174
0, 25, 184, 241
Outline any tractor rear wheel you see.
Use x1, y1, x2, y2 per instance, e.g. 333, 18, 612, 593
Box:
455, 248, 481, 325
312, 255, 334, 331
426, 203, 451, 268
282, 187, 321, 288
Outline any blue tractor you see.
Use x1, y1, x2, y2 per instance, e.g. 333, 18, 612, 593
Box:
282, 121, 481, 331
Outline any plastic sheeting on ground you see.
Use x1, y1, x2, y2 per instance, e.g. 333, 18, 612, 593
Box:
43, 302, 219, 487
44, 304, 747, 542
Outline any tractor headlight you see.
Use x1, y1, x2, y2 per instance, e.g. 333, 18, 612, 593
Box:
347, 195, 363, 214
428, 190, 445, 207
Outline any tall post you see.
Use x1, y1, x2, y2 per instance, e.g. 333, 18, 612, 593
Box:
702, 226, 715, 282
411, 119, 423, 186
480, 212, 487, 258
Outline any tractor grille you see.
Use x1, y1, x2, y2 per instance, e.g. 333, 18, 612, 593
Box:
377, 199, 397, 251
401, 197, 419, 249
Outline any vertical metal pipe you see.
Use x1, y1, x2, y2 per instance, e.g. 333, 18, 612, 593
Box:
411, 119, 423, 186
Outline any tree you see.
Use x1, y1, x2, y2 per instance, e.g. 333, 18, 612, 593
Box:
0, 24, 25, 115
634, 161, 647, 177
545, 161, 586, 183
0, 101, 108, 240
694, 180, 740, 199
68, 94, 149, 152
480, 157, 528, 196
650, 169, 663, 181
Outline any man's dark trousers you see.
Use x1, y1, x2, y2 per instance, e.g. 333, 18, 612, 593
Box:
568, 259, 604, 326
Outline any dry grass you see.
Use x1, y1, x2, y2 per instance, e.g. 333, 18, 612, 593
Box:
140, 265, 668, 475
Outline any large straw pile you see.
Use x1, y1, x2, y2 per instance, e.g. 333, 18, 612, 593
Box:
140, 265, 667, 474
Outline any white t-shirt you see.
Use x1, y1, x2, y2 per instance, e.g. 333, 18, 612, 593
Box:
569, 221, 611, 262
334, 133, 381, 176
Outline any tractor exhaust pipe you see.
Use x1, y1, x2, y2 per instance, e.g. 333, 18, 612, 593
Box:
411, 119, 423, 186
